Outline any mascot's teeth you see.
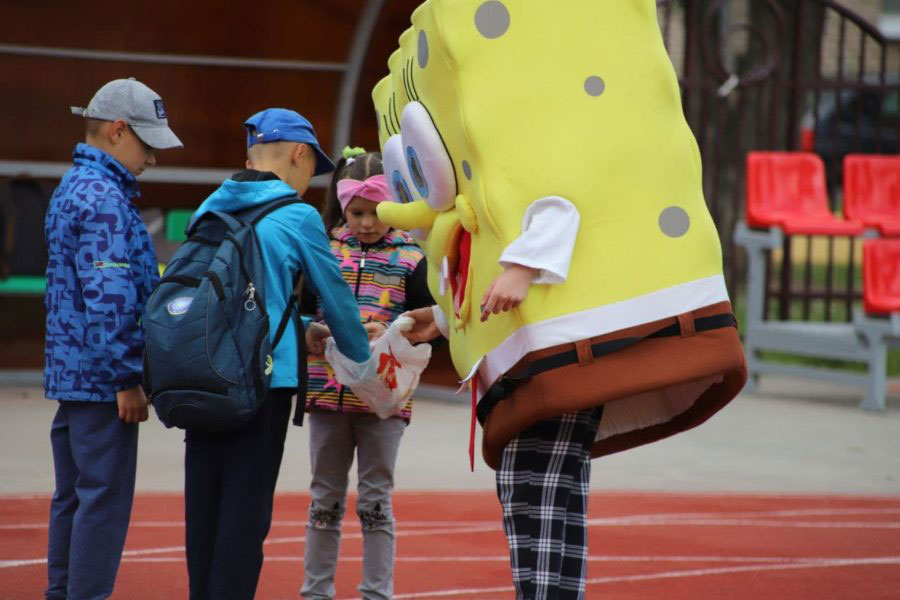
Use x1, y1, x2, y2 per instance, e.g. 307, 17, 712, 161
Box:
440, 256, 449, 296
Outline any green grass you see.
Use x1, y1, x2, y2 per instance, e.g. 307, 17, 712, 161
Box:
754, 351, 900, 374
733, 258, 900, 376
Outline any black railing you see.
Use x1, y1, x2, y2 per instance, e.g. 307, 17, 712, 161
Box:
656, 0, 899, 322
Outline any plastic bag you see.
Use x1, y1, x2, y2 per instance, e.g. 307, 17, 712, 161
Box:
324, 315, 432, 419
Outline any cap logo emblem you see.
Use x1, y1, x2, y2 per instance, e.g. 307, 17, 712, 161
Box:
154, 99, 167, 119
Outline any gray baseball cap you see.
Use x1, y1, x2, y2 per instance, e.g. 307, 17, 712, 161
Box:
71, 78, 183, 150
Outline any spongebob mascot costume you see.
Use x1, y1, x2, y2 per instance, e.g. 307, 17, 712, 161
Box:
372, 1, 747, 595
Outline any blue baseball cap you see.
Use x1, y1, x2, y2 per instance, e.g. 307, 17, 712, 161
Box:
244, 108, 336, 176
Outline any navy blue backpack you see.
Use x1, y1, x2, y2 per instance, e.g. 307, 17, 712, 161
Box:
143, 199, 306, 432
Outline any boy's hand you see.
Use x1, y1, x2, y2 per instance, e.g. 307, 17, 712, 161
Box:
116, 386, 149, 424
364, 321, 388, 341
481, 264, 536, 322
306, 322, 331, 357
402, 307, 441, 343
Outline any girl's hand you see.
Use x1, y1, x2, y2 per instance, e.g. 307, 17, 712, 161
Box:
480, 264, 536, 322
402, 307, 441, 343
306, 322, 331, 357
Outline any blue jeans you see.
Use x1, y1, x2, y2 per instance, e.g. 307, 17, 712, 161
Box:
46, 401, 138, 600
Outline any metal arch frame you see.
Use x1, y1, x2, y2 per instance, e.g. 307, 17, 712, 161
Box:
0, 160, 342, 187
0, 160, 331, 188
0, 0, 387, 184
331, 0, 387, 156
0, 43, 346, 72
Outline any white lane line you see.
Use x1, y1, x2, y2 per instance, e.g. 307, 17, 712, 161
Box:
9, 518, 898, 531
7, 552, 900, 579
0, 519, 502, 531
122, 545, 187, 557
587, 507, 900, 523
370, 585, 514, 599
0, 558, 46, 568
115, 554, 896, 565
4, 511, 899, 568
371, 556, 900, 599
261, 524, 504, 549
8, 515, 900, 532
587, 517, 900, 529
0, 524, 506, 569
728, 507, 900, 518
583, 557, 900, 584
5, 507, 900, 530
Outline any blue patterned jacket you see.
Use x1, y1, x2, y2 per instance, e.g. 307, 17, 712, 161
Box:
44, 144, 159, 402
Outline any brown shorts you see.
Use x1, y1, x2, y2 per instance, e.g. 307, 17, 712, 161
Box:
481, 301, 747, 469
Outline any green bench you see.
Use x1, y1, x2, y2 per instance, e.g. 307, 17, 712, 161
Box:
0, 209, 194, 296
166, 209, 193, 242
0, 275, 46, 295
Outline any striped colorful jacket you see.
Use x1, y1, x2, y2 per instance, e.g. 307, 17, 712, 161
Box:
303, 225, 431, 419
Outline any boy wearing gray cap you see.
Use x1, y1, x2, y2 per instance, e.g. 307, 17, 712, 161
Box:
44, 78, 182, 599
183, 108, 371, 600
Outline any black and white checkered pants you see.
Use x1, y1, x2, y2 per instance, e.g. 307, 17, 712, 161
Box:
496, 406, 603, 600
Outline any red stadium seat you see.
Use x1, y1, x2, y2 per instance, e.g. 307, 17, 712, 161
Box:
843, 154, 900, 237
863, 239, 900, 315
746, 152, 863, 235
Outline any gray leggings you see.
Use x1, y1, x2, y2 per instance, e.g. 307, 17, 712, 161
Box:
301, 410, 406, 600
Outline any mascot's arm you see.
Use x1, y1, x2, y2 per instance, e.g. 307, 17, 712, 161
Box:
432, 304, 450, 338
498, 196, 580, 284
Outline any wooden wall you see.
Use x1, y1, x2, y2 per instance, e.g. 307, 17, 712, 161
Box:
1, 0, 423, 209
2, 0, 462, 385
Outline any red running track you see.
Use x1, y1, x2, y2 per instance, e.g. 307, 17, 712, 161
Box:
2, 491, 899, 599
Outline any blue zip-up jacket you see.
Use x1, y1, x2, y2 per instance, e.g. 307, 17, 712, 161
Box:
44, 143, 160, 402
190, 170, 370, 388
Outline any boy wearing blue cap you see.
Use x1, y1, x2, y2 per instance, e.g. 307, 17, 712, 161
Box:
45, 78, 182, 599
183, 108, 372, 600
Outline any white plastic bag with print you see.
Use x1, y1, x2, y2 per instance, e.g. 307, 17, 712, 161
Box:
324, 315, 432, 419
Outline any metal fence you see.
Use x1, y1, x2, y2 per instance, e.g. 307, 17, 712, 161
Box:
656, 0, 900, 322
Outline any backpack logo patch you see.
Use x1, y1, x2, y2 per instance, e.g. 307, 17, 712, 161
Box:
167, 296, 193, 315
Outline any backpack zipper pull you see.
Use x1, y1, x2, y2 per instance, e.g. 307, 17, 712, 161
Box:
244, 282, 257, 312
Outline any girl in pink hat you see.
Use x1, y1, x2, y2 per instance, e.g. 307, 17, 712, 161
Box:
300, 147, 433, 599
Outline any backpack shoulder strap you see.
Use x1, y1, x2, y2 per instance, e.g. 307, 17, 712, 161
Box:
211, 211, 245, 231
272, 272, 305, 349
291, 308, 308, 427
185, 210, 243, 237
274, 272, 309, 427
240, 196, 302, 227
290, 276, 308, 427
186, 196, 301, 236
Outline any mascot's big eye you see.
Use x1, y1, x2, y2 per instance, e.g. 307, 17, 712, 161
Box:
406, 145, 429, 198
392, 171, 414, 204
400, 102, 457, 212
383, 134, 417, 205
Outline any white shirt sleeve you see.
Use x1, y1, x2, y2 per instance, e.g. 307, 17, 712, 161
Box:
432, 304, 450, 339
498, 196, 580, 284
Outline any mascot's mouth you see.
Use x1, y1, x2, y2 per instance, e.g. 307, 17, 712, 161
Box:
446, 225, 471, 319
